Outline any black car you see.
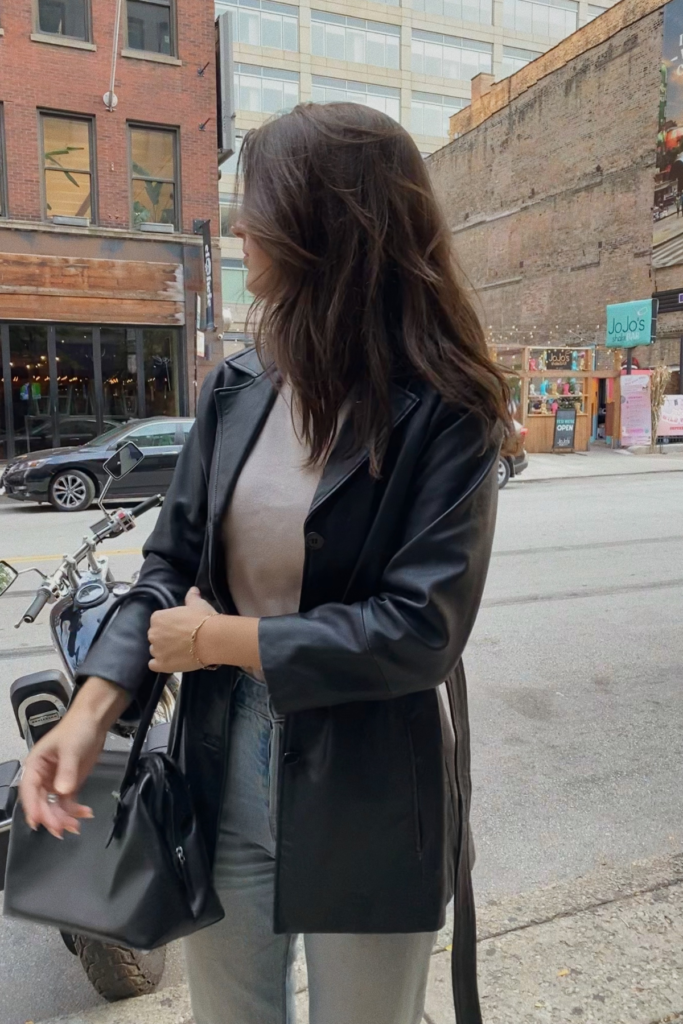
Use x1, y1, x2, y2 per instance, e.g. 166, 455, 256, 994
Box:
1, 418, 194, 512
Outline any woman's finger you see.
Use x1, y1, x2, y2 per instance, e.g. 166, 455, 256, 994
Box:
19, 753, 53, 830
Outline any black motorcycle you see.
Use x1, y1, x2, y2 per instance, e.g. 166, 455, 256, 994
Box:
0, 441, 178, 1001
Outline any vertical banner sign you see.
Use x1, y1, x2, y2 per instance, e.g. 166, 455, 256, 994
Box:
199, 220, 215, 332
620, 374, 652, 447
195, 293, 205, 359
653, 0, 683, 268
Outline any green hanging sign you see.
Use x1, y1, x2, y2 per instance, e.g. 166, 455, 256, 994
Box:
605, 299, 657, 348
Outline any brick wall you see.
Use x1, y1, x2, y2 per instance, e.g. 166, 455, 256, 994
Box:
428, 6, 666, 351
0, 0, 218, 235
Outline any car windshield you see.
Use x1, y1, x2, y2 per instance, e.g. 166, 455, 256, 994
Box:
82, 423, 137, 448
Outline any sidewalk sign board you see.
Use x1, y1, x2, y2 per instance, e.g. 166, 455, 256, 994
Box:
553, 407, 577, 451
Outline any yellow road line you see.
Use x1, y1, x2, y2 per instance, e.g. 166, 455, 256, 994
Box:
7, 548, 142, 563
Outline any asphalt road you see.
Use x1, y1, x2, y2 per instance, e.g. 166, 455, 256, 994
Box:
0, 472, 681, 1023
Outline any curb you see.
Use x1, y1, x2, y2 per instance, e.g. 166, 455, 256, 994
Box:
37, 852, 683, 1024
511, 465, 683, 484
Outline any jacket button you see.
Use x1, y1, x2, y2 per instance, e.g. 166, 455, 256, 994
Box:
305, 532, 324, 550
283, 751, 300, 765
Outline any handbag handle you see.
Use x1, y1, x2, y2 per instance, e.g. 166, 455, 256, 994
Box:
87, 581, 180, 797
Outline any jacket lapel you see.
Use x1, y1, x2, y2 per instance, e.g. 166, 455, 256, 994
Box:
208, 367, 277, 608
307, 383, 420, 519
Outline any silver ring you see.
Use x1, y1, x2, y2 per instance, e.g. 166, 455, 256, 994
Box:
46, 793, 59, 805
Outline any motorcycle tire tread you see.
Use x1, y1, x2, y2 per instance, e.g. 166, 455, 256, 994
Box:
73, 935, 165, 1002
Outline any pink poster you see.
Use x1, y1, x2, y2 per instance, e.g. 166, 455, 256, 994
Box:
658, 395, 683, 438
621, 374, 652, 447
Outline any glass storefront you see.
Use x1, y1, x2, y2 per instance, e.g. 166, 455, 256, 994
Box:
0, 324, 183, 461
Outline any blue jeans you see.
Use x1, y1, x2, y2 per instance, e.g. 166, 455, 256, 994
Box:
183, 672, 436, 1024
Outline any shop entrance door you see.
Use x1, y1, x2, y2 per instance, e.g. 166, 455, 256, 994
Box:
5, 325, 51, 458
54, 327, 97, 447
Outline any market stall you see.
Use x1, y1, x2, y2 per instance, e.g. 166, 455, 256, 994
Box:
489, 345, 621, 453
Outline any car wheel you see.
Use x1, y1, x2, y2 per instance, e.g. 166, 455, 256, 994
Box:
49, 470, 96, 512
497, 457, 511, 489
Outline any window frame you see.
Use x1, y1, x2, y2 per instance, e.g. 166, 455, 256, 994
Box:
221, 257, 251, 306
311, 75, 401, 119
0, 105, 7, 218
234, 63, 300, 114
411, 29, 492, 81
217, 0, 299, 51
410, 90, 467, 138
34, 0, 92, 43
500, 44, 541, 76
39, 110, 97, 224
128, 122, 180, 232
411, 0, 492, 26
502, 0, 578, 38
125, 0, 176, 57
311, 11, 401, 69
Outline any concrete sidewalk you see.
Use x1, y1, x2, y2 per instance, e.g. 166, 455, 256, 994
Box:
514, 447, 683, 484
38, 851, 683, 1024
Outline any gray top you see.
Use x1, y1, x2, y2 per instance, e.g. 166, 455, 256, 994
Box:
223, 384, 325, 674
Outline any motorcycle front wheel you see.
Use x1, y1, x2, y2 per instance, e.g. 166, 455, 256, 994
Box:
73, 936, 166, 1001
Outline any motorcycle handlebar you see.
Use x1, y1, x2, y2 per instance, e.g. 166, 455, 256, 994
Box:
23, 587, 52, 624
130, 494, 163, 519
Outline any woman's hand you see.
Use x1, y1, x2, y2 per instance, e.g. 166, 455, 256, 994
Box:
19, 676, 129, 838
148, 589, 262, 674
148, 588, 218, 673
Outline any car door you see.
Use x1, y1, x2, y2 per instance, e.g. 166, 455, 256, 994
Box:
110, 420, 181, 496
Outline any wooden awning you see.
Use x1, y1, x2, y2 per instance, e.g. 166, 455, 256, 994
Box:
0, 252, 185, 325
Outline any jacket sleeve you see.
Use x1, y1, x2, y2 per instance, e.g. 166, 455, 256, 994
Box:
76, 388, 213, 701
259, 409, 500, 714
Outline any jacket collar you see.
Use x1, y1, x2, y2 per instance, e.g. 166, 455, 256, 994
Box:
211, 348, 420, 528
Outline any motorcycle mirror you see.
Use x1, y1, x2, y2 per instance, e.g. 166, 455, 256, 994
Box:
0, 561, 19, 597
103, 441, 144, 481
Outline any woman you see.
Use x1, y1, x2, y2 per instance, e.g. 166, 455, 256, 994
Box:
20, 103, 508, 1024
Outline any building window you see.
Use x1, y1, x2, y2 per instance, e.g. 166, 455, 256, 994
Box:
312, 76, 401, 119
0, 106, 6, 217
37, 0, 90, 40
502, 0, 577, 39
411, 91, 467, 137
311, 12, 400, 70
235, 63, 299, 113
129, 125, 178, 230
222, 258, 251, 305
216, 0, 298, 51
500, 44, 541, 76
126, 0, 174, 56
411, 30, 492, 81
220, 199, 233, 237
586, 3, 607, 19
220, 132, 245, 178
41, 114, 94, 222
412, 0, 491, 26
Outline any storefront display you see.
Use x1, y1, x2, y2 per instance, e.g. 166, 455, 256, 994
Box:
490, 344, 621, 452
0, 323, 182, 460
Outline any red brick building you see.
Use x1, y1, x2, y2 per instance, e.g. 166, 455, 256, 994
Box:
0, 0, 222, 460
428, 0, 683, 450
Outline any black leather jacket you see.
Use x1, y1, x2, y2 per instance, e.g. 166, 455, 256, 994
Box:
80, 347, 500, 1024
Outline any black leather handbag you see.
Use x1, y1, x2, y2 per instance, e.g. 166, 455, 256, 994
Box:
3, 583, 224, 950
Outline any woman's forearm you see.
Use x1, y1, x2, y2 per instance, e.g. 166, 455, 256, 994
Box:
74, 676, 132, 731
196, 614, 261, 670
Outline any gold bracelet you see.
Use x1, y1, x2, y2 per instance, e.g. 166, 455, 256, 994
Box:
190, 615, 219, 671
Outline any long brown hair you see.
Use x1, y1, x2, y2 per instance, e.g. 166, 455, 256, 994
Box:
237, 102, 509, 474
